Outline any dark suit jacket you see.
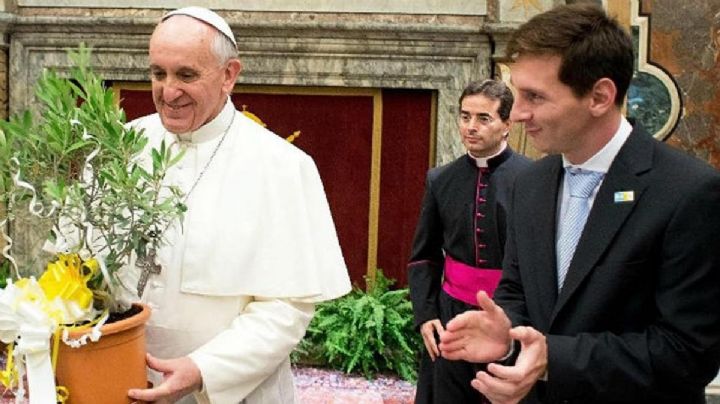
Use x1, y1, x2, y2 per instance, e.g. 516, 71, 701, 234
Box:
495, 126, 720, 403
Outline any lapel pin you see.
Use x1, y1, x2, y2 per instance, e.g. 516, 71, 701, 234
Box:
614, 190, 634, 203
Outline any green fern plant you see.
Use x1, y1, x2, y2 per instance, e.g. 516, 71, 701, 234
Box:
293, 269, 421, 382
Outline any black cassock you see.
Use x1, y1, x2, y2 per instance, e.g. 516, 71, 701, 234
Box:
408, 147, 530, 403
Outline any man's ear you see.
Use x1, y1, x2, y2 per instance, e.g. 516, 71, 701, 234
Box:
501, 120, 511, 139
222, 59, 242, 94
588, 78, 617, 117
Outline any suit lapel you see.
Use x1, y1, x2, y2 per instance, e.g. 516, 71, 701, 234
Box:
551, 128, 654, 322
530, 157, 563, 318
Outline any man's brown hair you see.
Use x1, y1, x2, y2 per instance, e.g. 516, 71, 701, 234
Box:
506, 2, 634, 105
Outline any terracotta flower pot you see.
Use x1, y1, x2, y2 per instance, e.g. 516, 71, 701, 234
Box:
55, 303, 151, 404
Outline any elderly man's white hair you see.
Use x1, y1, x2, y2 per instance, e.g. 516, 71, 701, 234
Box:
162, 6, 239, 64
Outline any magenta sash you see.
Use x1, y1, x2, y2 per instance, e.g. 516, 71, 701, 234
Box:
442, 255, 502, 306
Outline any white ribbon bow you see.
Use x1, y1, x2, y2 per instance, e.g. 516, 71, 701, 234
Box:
0, 281, 58, 404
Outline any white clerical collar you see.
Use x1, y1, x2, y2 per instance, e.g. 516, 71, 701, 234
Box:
176, 98, 235, 144
468, 141, 508, 168
562, 116, 632, 174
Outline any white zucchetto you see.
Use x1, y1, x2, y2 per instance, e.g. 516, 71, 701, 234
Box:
162, 6, 237, 48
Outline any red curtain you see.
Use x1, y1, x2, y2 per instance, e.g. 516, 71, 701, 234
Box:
377, 89, 433, 287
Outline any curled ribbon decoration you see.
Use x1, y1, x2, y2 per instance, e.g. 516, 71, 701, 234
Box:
61, 310, 108, 349
9, 157, 60, 219
0, 217, 20, 280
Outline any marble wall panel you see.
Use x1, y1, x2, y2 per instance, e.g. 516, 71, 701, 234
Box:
644, 0, 720, 169
639, 0, 720, 390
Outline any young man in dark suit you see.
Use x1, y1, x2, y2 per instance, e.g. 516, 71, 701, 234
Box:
408, 79, 530, 403
439, 3, 720, 403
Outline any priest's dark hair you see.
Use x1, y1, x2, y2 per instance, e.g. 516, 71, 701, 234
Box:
458, 79, 514, 122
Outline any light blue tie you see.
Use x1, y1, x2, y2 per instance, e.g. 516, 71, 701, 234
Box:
556, 167, 604, 290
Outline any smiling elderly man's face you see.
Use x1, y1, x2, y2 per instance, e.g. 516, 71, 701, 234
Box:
148, 15, 237, 134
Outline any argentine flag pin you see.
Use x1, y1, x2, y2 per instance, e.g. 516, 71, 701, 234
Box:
614, 190, 634, 203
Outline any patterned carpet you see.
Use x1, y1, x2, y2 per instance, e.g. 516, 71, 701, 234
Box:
1, 366, 416, 403
294, 366, 416, 404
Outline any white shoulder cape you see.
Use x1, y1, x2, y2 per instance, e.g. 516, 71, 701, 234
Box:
132, 109, 351, 303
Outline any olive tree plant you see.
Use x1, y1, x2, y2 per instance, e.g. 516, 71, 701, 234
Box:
0, 45, 184, 314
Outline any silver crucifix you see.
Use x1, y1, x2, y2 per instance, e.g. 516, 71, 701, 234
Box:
136, 248, 161, 298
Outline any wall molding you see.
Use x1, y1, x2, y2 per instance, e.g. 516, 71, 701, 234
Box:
6, 13, 506, 165
16, 0, 487, 15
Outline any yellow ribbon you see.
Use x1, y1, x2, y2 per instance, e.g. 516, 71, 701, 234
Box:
58, 308, 109, 334
0, 343, 17, 390
50, 328, 71, 403
56, 386, 70, 403
51, 328, 61, 373
38, 253, 98, 312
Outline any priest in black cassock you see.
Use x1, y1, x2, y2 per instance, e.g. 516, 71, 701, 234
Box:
408, 79, 531, 403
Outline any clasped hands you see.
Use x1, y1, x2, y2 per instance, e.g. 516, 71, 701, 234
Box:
437, 291, 548, 404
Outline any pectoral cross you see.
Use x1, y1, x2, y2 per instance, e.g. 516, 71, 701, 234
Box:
136, 248, 161, 298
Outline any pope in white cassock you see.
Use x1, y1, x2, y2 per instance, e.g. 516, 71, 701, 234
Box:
122, 7, 351, 404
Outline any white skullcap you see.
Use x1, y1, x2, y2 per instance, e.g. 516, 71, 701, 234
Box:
162, 6, 237, 48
